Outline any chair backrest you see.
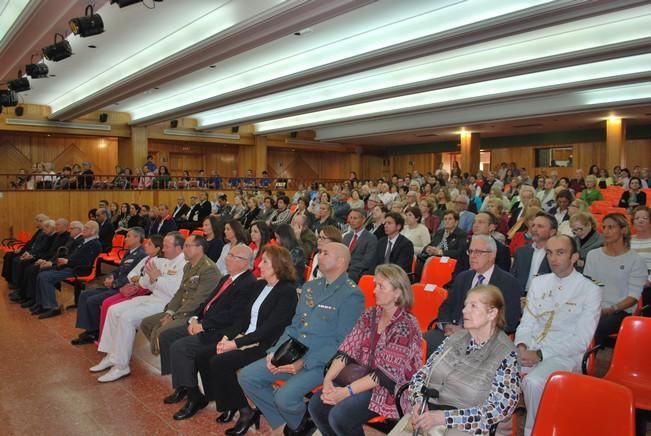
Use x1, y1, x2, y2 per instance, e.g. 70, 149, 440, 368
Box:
106, 234, 125, 256
606, 316, 651, 388
178, 228, 191, 238
532, 371, 635, 436
191, 228, 204, 236
420, 256, 457, 287
411, 283, 448, 331
357, 274, 375, 308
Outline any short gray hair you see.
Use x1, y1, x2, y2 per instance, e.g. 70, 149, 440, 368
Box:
70, 221, 83, 231
471, 234, 497, 252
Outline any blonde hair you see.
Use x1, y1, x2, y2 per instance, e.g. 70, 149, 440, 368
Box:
467, 284, 506, 330
374, 264, 414, 309
570, 211, 597, 229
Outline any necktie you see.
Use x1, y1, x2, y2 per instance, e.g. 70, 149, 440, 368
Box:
203, 276, 233, 314
476, 274, 485, 287
384, 240, 393, 263
349, 233, 358, 252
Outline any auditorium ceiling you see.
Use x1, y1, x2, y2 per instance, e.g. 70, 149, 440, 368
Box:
1, 0, 651, 146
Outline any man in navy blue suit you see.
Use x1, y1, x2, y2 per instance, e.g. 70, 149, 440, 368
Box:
511, 212, 556, 294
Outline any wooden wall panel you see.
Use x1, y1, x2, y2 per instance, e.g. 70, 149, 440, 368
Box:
0, 132, 118, 176
267, 150, 352, 181
391, 153, 436, 177
361, 154, 387, 180
624, 139, 651, 170
237, 145, 257, 176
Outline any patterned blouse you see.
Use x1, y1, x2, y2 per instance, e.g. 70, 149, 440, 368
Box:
409, 336, 520, 435
336, 306, 423, 418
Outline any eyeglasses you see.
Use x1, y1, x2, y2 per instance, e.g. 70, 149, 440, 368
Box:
571, 227, 585, 234
226, 253, 249, 261
467, 249, 492, 256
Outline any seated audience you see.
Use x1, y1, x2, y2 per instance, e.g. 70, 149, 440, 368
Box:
274, 223, 306, 286
291, 214, 317, 260
569, 212, 603, 272
419, 198, 440, 235
583, 213, 647, 346
216, 220, 248, 276
630, 206, 651, 308
309, 264, 423, 436
401, 206, 431, 255
396, 285, 520, 436
313, 202, 339, 235
558, 198, 588, 236
71, 227, 147, 344
515, 235, 601, 436
549, 189, 573, 224
238, 243, 364, 435
90, 232, 187, 381
511, 212, 556, 295
241, 197, 261, 229
581, 175, 603, 205
343, 209, 378, 283
308, 225, 343, 281
453, 211, 511, 276
96, 208, 115, 253
376, 212, 414, 274
202, 216, 225, 263
158, 245, 258, 420
618, 176, 647, 212
365, 204, 388, 240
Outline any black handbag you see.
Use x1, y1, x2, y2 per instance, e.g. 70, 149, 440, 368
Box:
271, 336, 309, 367
333, 311, 379, 386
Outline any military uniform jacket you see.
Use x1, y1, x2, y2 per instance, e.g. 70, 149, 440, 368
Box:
164, 255, 222, 319
268, 272, 364, 370
110, 246, 147, 289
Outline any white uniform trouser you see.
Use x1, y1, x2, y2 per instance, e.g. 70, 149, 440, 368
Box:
97, 297, 166, 368
523, 356, 577, 436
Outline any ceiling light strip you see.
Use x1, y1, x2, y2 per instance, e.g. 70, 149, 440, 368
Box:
162, 129, 239, 140
4, 118, 111, 131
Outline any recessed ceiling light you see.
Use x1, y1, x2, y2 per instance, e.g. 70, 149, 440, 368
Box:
88, 45, 97, 48
209, 65, 216, 69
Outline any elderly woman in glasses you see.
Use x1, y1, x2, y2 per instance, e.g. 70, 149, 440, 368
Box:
569, 212, 603, 273
389, 285, 520, 436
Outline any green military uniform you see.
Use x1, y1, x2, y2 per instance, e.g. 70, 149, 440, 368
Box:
140, 254, 221, 354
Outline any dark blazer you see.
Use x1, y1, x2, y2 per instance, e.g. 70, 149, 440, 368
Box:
42, 231, 71, 260
312, 217, 339, 235
172, 203, 190, 220
28, 231, 55, 259
186, 204, 201, 223
197, 200, 212, 222
241, 206, 260, 229
438, 266, 522, 333
67, 238, 102, 275
230, 280, 298, 350
427, 226, 467, 259
376, 234, 414, 274
453, 235, 511, 277
50, 235, 83, 262
98, 220, 115, 253
151, 217, 178, 236
343, 230, 378, 282
205, 238, 225, 263
194, 270, 258, 343
618, 191, 647, 209
111, 246, 147, 289
511, 244, 551, 294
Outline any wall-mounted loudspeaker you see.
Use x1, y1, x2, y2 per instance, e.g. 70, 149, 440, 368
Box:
99, 113, 108, 122
231, 126, 239, 133
290, 131, 298, 138
15, 107, 24, 116
170, 119, 178, 128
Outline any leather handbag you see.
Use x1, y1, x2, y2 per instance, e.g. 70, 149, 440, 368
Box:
271, 336, 309, 366
333, 311, 378, 386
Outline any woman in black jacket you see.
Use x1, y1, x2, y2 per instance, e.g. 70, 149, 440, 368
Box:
198, 245, 298, 432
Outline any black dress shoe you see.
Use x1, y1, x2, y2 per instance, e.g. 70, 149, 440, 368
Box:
173, 396, 208, 420
20, 299, 35, 308
30, 306, 45, 315
283, 410, 315, 436
225, 407, 261, 435
163, 388, 188, 404
71, 335, 96, 345
38, 307, 62, 319
216, 409, 236, 423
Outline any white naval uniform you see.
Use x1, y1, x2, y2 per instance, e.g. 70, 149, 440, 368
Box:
514, 270, 601, 436
98, 253, 186, 368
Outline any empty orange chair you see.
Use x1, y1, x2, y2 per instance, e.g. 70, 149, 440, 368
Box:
420, 256, 456, 287
590, 200, 611, 215
411, 283, 448, 331
190, 228, 205, 236
532, 371, 635, 436
178, 228, 191, 238
597, 317, 651, 412
97, 234, 125, 272
357, 274, 375, 308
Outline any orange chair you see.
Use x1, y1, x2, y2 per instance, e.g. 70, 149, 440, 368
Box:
1, 229, 33, 252
411, 283, 448, 331
178, 228, 191, 238
590, 200, 612, 215
643, 188, 651, 206
191, 228, 205, 236
63, 259, 99, 309
586, 317, 651, 413
532, 371, 635, 436
97, 234, 126, 273
357, 274, 375, 308
420, 256, 457, 287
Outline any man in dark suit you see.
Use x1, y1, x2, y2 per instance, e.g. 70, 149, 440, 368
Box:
152, 204, 178, 236
511, 212, 557, 295
158, 244, 257, 419
2, 213, 48, 283
424, 234, 522, 355
8, 218, 56, 291
31, 220, 103, 319
376, 212, 414, 274
453, 211, 511, 276
172, 196, 190, 222
72, 227, 147, 344
364, 202, 387, 240
342, 209, 377, 282
197, 192, 212, 221
96, 208, 115, 253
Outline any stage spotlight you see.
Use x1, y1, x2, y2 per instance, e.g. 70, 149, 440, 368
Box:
70, 5, 104, 37
0, 90, 19, 107
42, 33, 72, 62
8, 77, 30, 93
110, 0, 142, 7
25, 62, 49, 79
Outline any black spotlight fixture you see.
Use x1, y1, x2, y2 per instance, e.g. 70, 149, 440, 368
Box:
110, 0, 142, 7
8, 74, 30, 93
25, 62, 49, 79
231, 126, 240, 133
70, 5, 104, 37
42, 33, 72, 62
0, 90, 19, 107
170, 119, 178, 128
99, 113, 108, 123
15, 107, 24, 117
